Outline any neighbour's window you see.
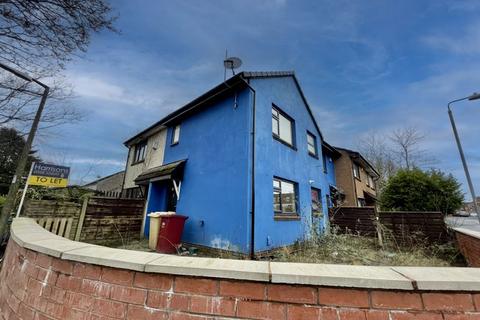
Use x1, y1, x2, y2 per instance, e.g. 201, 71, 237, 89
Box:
353, 163, 360, 179
273, 177, 298, 216
307, 132, 317, 157
357, 198, 366, 207
172, 124, 180, 145
272, 106, 294, 147
368, 175, 375, 189
132, 141, 147, 164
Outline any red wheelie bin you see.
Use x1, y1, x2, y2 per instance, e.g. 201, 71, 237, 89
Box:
156, 215, 188, 254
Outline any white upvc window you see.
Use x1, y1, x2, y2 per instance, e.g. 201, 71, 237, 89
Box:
132, 141, 147, 164
368, 175, 375, 189
307, 132, 317, 157
353, 163, 360, 179
273, 177, 298, 216
172, 124, 180, 145
272, 106, 294, 147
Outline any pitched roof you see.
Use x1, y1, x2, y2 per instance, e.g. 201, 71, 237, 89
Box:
124, 70, 325, 146
83, 171, 125, 187
334, 146, 379, 177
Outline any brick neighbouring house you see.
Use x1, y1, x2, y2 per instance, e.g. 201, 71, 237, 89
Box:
333, 147, 379, 207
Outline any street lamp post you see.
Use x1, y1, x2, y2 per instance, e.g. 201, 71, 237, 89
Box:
448, 93, 480, 223
0, 63, 50, 241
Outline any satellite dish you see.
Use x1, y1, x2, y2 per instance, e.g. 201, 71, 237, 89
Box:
223, 56, 242, 79
224, 57, 242, 69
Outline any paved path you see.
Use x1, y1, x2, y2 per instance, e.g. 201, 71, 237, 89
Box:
446, 215, 480, 233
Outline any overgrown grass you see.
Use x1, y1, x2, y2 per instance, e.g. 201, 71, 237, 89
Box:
273, 228, 464, 267
114, 227, 465, 267
117, 238, 151, 252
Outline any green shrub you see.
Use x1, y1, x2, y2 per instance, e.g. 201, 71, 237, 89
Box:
380, 168, 463, 215
26, 186, 95, 203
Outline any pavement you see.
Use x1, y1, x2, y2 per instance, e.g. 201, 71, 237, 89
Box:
446, 215, 480, 233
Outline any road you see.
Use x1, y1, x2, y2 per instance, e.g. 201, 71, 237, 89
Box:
446, 215, 480, 233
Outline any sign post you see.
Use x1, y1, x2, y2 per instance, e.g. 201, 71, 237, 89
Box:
15, 162, 70, 218
15, 162, 35, 218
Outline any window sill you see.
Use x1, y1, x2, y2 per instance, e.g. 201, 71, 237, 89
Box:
171, 142, 179, 147
131, 160, 145, 166
308, 152, 319, 159
274, 214, 301, 221
273, 135, 297, 151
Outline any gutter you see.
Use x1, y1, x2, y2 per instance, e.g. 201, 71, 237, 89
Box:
239, 76, 257, 260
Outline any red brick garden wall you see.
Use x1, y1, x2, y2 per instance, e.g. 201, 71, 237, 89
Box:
2, 239, 480, 320
456, 230, 480, 267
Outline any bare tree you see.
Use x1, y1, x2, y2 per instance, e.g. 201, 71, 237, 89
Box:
389, 126, 436, 170
0, 0, 117, 130
358, 132, 398, 191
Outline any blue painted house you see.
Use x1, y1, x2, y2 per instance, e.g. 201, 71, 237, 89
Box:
122, 71, 339, 256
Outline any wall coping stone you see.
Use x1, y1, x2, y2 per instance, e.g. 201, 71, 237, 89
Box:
11, 218, 480, 291
454, 226, 480, 240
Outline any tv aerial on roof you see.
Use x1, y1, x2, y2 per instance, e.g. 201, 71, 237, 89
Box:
223, 53, 242, 80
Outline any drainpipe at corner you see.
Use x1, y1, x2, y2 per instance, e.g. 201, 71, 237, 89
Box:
239, 76, 256, 260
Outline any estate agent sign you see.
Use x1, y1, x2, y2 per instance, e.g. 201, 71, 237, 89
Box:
16, 162, 71, 217
28, 162, 70, 187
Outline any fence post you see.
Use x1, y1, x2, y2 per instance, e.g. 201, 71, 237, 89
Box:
374, 207, 384, 247
75, 196, 88, 241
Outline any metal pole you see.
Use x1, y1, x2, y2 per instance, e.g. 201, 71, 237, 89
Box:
0, 80, 49, 240
448, 105, 480, 222
15, 162, 35, 218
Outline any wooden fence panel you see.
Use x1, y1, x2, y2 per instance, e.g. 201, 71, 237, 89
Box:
79, 196, 145, 245
329, 207, 378, 236
22, 197, 145, 244
378, 211, 448, 242
329, 207, 448, 243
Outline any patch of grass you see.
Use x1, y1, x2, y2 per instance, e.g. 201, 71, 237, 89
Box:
112, 227, 464, 267
273, 228, 464, 267
114, 238, 151, 252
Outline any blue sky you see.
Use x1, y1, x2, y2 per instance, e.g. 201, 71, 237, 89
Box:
38, 0, 480, 199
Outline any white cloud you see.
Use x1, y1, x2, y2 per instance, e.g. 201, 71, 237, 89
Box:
67, 158, 125, 167
422, 22, 480, 55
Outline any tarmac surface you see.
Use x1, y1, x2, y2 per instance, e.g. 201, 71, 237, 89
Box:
446, 214, 480, 233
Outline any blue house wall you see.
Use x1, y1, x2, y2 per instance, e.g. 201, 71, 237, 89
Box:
250, 77, 332, 252
141, 74, 336, 254
325, 155, 336, 186
161, 89, 253, 253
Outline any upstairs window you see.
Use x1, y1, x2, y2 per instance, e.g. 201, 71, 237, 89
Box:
322, 155, 328, 174
171, 124, 180, 145
133, 141, 147, 164
367, 175, 375, 189
272, 106, 294, 147
353, 163, 360, 180
357, 198, 366, 207
273, 177, 298, 216
307, 132, 318, 157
